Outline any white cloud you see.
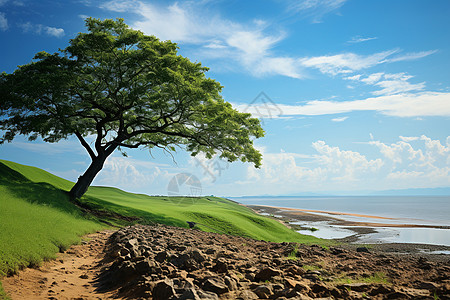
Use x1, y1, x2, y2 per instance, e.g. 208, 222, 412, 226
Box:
331, 116, 348, 122
19, 22, 64, 37
100, 0, 305, 79
94, 155, 174, 192
288, 0, 348, 23
388, 50, 437, 62
299, 50, 398, 75
348, 35, 377, 43
360, 72, 384, 84
301, 49, 437, 76
245, 136, 449, 193
0, 12, 7, 30
235, 91, 450, 118
347, 72, 426, 96
399, 136, 419, 142
45, 26, 64, 37
373, 78, 425, 96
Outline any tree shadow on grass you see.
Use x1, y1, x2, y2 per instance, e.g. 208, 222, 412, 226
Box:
0, 162, 186, 227
0, 162, 81, 215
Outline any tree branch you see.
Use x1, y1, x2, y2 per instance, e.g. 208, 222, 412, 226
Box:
74, 130, 96, 160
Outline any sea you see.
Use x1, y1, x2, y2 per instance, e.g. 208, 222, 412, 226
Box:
230, 196, 450, 247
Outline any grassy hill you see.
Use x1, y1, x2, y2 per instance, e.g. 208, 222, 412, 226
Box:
0, 159, 323, 278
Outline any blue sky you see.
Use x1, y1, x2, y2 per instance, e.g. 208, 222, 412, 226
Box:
1, 0, 449, 196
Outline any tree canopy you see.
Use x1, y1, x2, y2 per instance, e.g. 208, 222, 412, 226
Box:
0, 18, 264, 199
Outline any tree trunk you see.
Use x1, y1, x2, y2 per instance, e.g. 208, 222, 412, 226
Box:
69, 154, 107, 200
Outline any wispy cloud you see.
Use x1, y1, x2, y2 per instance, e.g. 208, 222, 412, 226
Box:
235, 92, 450, 117
0, 12, 7, 30
347, 72, 425, 95
388, 50, 438, 62
19, 22, 65, 37
299, 49, 398, 75
100, 0, 305, 79
331, 116, 348, 122
300, 49, 437, 76
348, 35, 378, 43
288, 0, 348, 23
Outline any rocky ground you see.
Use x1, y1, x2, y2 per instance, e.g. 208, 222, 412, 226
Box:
2, 224, 450, 299
96, 224, 450, 299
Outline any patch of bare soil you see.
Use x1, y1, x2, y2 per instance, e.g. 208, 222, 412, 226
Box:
2, 229, 118, 300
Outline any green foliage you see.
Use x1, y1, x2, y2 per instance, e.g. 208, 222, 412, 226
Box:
1, 18, 264, 198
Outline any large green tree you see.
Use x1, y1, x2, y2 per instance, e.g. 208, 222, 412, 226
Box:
0, 18, 264, 199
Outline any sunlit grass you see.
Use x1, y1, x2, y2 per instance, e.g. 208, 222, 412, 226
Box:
0, 159, 327, 278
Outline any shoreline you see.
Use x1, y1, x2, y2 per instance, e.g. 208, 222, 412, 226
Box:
248, 204, 450, 257
254, 204, 450, 229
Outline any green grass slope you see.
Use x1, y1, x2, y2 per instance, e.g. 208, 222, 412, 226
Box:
0, 161, 103, 277
0, 159, 324, 277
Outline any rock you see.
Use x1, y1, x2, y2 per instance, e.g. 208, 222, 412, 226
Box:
340, 283, 373, 292
191, 250, 206, 263
415, 281, 438, 291
284, 278, 310, 293
224, 276, 238, 291
253, 285, 272, 299
236, 290, 259, 300
311, 283, 331, 297
152, 279, 176, 300
212, 258, 228, 273
368, 284, 394, 296
135, 259, 156, 274
179, 287, 201, 300
155, 251, 168, 263
254, 267, 281, 281
385, 291, 410, 299
356, 247, 370, 253
285, 265, 305, 276
197, 290, 219, 300
202, 277, 229, 294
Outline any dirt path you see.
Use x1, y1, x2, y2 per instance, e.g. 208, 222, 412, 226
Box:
2, 229, 118, 300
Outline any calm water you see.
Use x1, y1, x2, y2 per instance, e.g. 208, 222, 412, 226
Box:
230, 196, 450, 246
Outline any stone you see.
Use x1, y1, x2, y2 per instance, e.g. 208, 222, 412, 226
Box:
254, 267, 281, 281
212, 258, 228, 273
155, 251, 168, 263
197, 290, 219, 300
385, 291, 410, 299
179, 287, 201, 300
236, 290, 259, 300
252, 285, 272, 299
285, 265, 305, 276
203, 277, 229, 294
340, 283, 373, 292
415, 281, 438, 290
191, 250, 206, 263
152, 279, 176, 300
356, 247, 370, 253
311, 283, 331, 297
224, 276, 238, 291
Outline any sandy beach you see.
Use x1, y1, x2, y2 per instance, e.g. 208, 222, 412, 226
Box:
248, 204, 450, 255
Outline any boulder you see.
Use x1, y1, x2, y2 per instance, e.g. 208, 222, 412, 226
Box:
203, 277, 229, 294
254, 267, 281, 281
152, 279, 176, 300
